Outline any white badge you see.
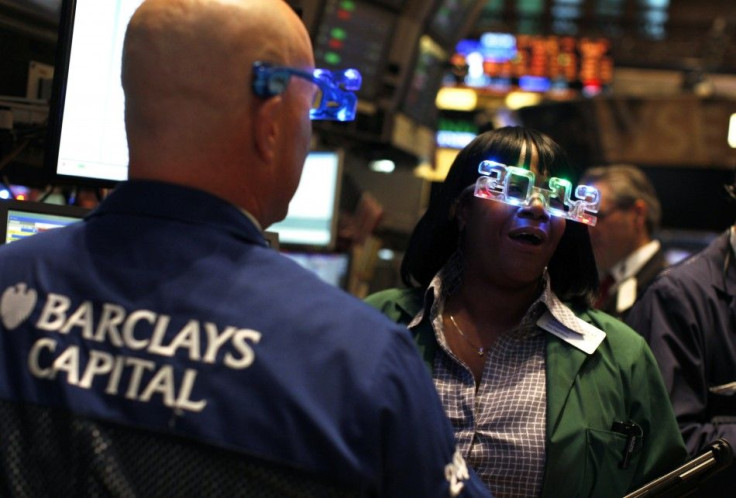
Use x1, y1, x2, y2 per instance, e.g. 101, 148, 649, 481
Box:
616, 277, 638, 313
537, 311, 606, 355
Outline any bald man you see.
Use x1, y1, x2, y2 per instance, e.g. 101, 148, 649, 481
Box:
0, 1, 489, 496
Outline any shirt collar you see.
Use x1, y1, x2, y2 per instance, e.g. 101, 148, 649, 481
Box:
239, 208, 263, 233
408, 251, 588, 339
407, 250, 463, 329
609, 239, 661, 282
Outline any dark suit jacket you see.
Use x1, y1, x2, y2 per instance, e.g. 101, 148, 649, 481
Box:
598, 247, 667, 321
626, 230, 736, 493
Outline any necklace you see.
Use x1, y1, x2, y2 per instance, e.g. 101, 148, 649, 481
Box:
449, 314, 485, 356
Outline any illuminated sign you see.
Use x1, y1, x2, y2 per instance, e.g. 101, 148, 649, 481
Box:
448, 32, 613, 96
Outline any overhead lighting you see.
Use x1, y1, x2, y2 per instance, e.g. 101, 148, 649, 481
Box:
377, 248, 395, 261
436, 130, 476, 149
369, 159, 395, 173
415, 149, 459, 182
504, 91, 543, 110
435, 87, 477, 111
729, 113, 736, 148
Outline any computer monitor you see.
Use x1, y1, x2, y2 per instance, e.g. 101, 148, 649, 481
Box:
399, 35, 448, 129
0, 199, 90, 244
45, 0, 143, 187
282, 251, 350, 289
44, 0, 363, 188
268, 150, 343, 251
312, 0, 398, 101
426, 0, 485, 50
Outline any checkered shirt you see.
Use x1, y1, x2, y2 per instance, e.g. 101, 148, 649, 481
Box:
407, 251, 583, 498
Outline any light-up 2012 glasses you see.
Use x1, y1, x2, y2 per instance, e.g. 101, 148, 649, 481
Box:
252, 62, 362, 121
474, 160, 601, 226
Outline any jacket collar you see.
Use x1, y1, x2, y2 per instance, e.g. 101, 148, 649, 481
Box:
609, 239, 661, 283
545, 323, 589, 429
726, 226, 736, 297
540, 309, 600, 497
697, 229, 735, 297
91, 180, 268, 247
721, 227, 736, 311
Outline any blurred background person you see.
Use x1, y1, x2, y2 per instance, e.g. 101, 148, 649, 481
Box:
580, 164, 666, 320
367, 126, 686, 497
626, 175, 736, 493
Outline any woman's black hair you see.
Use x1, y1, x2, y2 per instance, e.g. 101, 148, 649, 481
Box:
400, 126, 599, 308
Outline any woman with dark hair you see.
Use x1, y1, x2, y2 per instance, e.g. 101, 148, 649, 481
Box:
366, 126, 686, 497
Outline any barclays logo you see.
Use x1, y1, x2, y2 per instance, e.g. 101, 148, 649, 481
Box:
1, 283, 37, 330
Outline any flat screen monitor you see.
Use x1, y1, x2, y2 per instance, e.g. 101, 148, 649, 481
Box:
282, 251, 350, 288
44, 0, 365, 189
268, 150, 343, 250
0, 199, 90, 244
45, 0, 143, 187
426, 0, 484, 50
399, 35, 448, 129
312, 0, 398, 101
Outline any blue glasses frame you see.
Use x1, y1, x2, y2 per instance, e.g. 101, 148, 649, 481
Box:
474, 160, 601, 226
251, 62, 361, 121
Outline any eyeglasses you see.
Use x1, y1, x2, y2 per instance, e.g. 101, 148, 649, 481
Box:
595, 204, 634, 221
251, 62, 362, 121
474, 160, 601, 226
594, 207, 620, 221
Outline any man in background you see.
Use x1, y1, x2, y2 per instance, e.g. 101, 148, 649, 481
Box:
0, 1, 488, 496
626, 177, 736, 492
581, 164, 666, 320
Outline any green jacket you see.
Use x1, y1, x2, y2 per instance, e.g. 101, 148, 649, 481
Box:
366, 287, 688, 498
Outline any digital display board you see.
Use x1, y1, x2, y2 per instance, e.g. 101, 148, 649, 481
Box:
313, 0, 398, 101
436, 114, 479, 150
448, 32, 613, 96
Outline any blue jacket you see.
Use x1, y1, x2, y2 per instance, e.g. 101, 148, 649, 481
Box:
627, 229, 736, 491
0, 181, 490, 497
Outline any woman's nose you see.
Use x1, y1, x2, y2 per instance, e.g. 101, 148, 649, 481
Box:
518, 195, 550, 220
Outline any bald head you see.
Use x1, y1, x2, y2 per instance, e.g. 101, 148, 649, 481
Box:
121, 0, 314, 225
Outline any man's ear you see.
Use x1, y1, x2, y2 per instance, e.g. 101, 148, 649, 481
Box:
632, 199, 648, 228
254, 96, 282, 163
